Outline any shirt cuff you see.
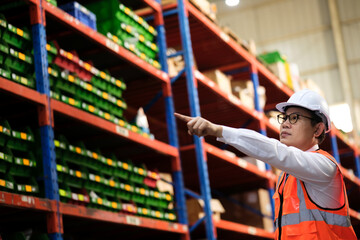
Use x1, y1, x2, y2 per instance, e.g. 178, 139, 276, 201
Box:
216, 126, 233, 143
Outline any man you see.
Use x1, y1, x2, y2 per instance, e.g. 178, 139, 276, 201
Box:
175, 89, 357, 239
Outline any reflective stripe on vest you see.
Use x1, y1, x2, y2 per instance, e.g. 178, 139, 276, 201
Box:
274, 179, 352, 230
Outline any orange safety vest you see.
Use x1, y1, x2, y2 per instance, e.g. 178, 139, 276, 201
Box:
273, 149, 357, 240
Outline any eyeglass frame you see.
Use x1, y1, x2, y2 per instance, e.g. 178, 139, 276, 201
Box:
277, 112, 314, 125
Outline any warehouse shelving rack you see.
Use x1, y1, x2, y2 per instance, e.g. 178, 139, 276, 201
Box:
154, 0, 360, 239
0, 0, 190, 239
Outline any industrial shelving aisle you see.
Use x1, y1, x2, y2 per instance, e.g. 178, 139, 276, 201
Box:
157, 0, 360, 239
0, 0, 190, 239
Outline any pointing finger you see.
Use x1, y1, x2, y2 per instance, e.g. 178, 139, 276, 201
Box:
174, 113, 193, 123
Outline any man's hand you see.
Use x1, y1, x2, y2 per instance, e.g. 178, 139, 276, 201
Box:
174, 113, 223, 138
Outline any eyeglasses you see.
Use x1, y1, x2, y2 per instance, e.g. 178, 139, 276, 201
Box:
277, 113, 314, 125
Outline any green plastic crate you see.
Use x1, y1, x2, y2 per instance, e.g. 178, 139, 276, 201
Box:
102, 176, 119, 197
164, 210, 177, 222
48, 64, 59, 88
86, 1, 156, 42
114, 159, 132, 180
131, 192, 146, 205
59, 94, 81, 108
85, 172, 105, 193
58, 183, 72, 202
149, 208, 165, 220
117, 182, 133, 201
56, 161, 68, 183
66, 165, 88, 188
64, 142, 88, 166
0, 42, 9, 65
11, 72, 35, 89
2, 22, 31, 50
258, 51, 284, 64
0, 119, 11, 146
7, 126, 34, 152
55, 72, 77, 96
50, 90, 60, 100
129, 165, 147, 184
0, 147, 12, 173
0, 66, 11, 79
83, 149, 104, 172
88, 192, 121, 212
14, 176, 39, 196
0, 172, 15, 192
91, 75, 124, 99
46, 42, 58, 63
5, 47, 33, 74
9, 152, 37, 177
137, 206, 152, 218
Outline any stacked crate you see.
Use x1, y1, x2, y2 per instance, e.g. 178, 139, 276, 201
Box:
47, 43, 154, 139
0, 16, 35, 89
0, 119, 39, 196
85, 0, 161, 69
54, 135, 176, 221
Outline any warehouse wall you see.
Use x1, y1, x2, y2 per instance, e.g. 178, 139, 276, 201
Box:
213, 0, 360, 131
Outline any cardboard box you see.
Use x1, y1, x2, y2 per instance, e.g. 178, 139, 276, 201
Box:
231, 80, 266, 109
187, 198, 225, 224
219, 189, 273, 232
268, 61, 287, 84
157, 173, 174, 195
203, 69, 232, 95
189, 0, 216, 21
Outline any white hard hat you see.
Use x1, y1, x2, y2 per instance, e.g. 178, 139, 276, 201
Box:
276, 89, 331, 133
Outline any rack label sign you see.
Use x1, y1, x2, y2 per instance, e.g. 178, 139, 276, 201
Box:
116, 126, 129, 137
126, 215, 140, 226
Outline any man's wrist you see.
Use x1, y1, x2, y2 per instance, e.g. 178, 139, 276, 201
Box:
215, 125, 223, 138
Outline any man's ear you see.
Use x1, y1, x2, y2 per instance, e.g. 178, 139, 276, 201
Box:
314, 122, 325, 137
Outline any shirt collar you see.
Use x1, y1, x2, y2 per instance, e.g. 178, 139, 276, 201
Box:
305, 144, 319, 152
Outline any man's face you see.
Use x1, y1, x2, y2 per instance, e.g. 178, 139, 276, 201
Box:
279, 107, 317, 150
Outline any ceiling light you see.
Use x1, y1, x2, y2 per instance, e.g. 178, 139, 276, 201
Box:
225, 0, 240, 7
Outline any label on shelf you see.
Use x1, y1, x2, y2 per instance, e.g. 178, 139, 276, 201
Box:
21, 195, 35, 205
125, 215, 140, 226
220, 31, 230, 42
248, 226, 257, 235
115, 126, 129, 137
105, 39, 119, 52
237, 158, 248, 168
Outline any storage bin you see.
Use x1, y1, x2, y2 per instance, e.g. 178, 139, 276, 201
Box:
0, 146, 12, 173
7, 126, 34, 152
0, 172, 15, 192
0, 66, 11, 80
0, 119, 11, 147
14, 176, 39, 196
117, 182, 133, 201
9, 151, 37, 177
59, 2, 97, 30
5, 47, 33, 74
0, 17, 31, 50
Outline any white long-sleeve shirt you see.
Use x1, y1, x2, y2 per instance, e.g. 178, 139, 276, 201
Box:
217, 126, 344, 209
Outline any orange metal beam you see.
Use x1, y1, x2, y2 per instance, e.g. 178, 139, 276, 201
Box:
51, 99, 179, 157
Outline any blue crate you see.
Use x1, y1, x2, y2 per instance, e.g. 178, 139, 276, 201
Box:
59, 2, 97, 30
